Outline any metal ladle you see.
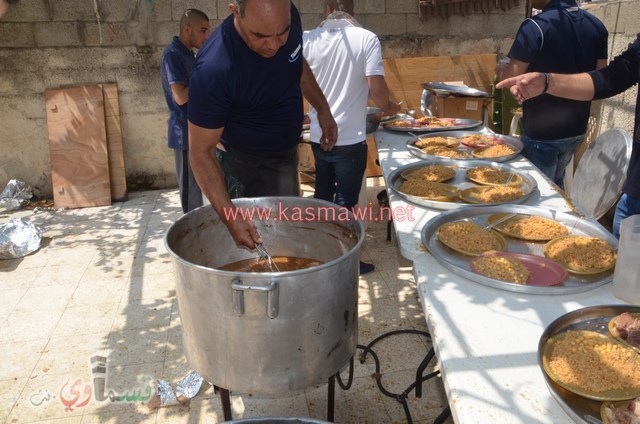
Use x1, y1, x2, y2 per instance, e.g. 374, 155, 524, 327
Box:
255, 243, 280, 272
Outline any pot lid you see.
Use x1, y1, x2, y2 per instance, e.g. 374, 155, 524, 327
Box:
570, 128, 633, 219
421, 82, 493, 98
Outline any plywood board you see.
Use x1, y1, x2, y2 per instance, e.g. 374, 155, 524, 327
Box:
100, 83, 128, 201
366, 135, 382, 177
383, 54, 497, 113
45, 85, 112, 209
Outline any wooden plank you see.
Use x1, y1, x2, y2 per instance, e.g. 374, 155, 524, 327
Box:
366, 135, 382, 177
100, 83, 128, 201
45, 85, 112, 209
383, 54, 497, 112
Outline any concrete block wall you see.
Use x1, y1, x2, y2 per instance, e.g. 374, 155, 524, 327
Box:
583, 0, 639, 144
0, 0, 634, 198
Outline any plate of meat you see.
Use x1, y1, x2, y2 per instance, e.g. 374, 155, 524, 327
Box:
608, 312, 640, 353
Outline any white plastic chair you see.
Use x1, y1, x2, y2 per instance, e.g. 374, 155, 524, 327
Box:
570, 128, 632, 219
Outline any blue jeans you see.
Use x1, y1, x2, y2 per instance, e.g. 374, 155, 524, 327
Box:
311, 141, 367, 208
613, 193, 640, 239
521, 134, 584, 189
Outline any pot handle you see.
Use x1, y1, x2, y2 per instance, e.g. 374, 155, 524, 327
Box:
231, 279, 279, 319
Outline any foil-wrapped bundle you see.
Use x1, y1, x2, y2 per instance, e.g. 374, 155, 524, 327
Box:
0, 218, 43, 259
0, 180, 33, 211
147, 371, 204, 410
155, 379, 180, 407
175, 370, 204, 401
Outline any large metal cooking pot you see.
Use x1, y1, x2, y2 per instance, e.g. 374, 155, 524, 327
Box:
227, 418, 331, 424
164, 197, 364, 394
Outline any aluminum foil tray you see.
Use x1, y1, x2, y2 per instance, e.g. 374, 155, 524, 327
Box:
538, 305, 640, 423
407, 130, 523, 162
421, 204, 617, 295
388, 159, 537, 211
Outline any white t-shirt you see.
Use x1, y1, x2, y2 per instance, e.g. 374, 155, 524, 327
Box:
303, 18, 385, 146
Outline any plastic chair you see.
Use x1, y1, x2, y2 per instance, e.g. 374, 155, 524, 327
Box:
570, 128, 632, 219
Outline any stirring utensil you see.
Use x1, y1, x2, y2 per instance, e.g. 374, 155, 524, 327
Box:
484, 213, 518, 231
255, 243, 280, 272
407, 131, 424, 148
504, 171, 516, 186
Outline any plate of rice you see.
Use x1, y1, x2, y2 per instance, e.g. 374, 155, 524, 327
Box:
460, 185, 527, 204
471, 251, 567, 286
466, 166, 524, 187
544, 236, 617, 274
487, 213, 570, 241
400, 164, 456, 183
436, 221, 506, 256
541, 329, 640, 401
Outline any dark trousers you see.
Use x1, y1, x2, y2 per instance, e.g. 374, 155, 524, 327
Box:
311, 141, 368, 208
174, 148, 203, 213
216, 149, 241, 199
225, 145, 300, 197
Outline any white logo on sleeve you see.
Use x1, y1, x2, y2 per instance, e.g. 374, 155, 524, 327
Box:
289, 43, 301, 63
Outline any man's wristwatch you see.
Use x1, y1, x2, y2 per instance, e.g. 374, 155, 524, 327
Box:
542, 72, 551, 94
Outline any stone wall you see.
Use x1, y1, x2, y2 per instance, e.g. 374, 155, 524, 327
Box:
0, 0, 635, 198
584, 0, 639, 149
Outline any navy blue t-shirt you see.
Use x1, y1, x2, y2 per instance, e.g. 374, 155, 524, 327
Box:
160, 36, 195, 150
590, 35, 640, 199
508, 0, 608, 140
188, 3, 304, 152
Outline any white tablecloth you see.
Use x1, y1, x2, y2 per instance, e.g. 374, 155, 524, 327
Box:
372, 128, 625, 423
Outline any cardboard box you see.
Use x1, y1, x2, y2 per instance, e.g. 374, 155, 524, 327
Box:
428, 81, 488, 120
432, 95, 486, 120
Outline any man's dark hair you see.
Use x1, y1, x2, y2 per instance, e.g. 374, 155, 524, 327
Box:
180, 8, 209, 30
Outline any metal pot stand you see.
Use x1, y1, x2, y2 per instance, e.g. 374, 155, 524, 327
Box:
213, 329, 446, 424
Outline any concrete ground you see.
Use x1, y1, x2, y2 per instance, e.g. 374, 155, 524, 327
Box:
0, 177, 451, 424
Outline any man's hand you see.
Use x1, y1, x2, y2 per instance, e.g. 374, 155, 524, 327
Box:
225, 211, 263, 249
383, 100, 402, 117
317, 109, 338, 151
496, 72, 546, 104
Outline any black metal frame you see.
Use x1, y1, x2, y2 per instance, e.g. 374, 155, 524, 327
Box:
213, 329, 451, 423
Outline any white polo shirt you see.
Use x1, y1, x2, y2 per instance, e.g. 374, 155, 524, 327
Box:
303, 18, 385, 146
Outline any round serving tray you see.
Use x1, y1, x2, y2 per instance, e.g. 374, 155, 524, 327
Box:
538, 305, 640, 423
407, 130, 523, 162
389, 159, 537, 211
421, 82, 493, 98
421, 204, 617, 295
382, 116, 483, 133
